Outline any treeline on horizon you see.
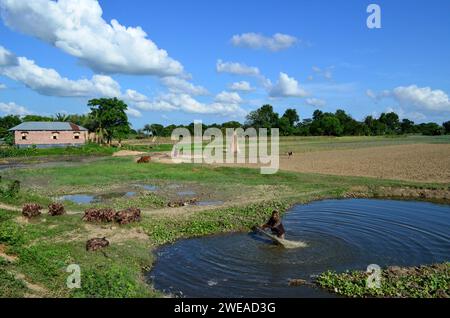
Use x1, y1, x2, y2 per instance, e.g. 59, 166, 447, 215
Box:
1, 103, 450, 144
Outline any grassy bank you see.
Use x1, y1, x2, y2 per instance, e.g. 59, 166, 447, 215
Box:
317, 263, 450, 298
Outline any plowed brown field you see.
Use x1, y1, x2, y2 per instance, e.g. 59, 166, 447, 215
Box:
278, 144, 450, 182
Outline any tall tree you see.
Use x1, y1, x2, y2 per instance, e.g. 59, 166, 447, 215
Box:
379, 112, 400, 134
443, 121, 450, 134
88, 98, 130, 144
245, 104, 279, 129
281, 108, 299, 127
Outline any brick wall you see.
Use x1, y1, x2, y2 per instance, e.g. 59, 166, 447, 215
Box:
14, 130, 87, 146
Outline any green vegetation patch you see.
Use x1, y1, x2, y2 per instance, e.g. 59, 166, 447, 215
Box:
0, 267, 28, 298
143, 200, 291, 245
317, 263, 450, 298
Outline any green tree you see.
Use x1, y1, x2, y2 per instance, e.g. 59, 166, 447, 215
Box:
22, 115, 53, 122
150, 124, 164, 137
245, 104, 279, 129
379, 112, 400, 134
443, 121, 450, 134
281, 108, 299, 127
0, 115, 22, 144
54, 113, 69, 122
417, 123, 443, 136
143, 124, 152, 137
88, 98, 130, 144
321, 114, 343, 136
400, 119, 415, 134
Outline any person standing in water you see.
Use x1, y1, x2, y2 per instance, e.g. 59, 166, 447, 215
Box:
261, 210, 286, 239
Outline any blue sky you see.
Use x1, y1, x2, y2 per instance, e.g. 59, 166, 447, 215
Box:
0, 0, 449, 129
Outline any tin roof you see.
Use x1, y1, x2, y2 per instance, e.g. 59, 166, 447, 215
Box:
9, 122, 88, 131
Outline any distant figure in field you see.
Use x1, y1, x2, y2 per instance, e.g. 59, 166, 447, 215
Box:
261, 210, 286, 239
137, 156, 151, 164
287, 151, 294, 158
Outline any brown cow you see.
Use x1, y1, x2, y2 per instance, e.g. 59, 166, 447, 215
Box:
137, 156, 151, 164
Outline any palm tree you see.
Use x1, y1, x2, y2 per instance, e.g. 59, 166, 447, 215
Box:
54, 113, 69, 122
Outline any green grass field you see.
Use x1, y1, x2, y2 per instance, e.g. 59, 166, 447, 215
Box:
0, 135, 449, 298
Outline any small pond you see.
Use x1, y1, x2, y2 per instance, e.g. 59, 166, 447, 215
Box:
58, 191, 137, 204
149, 199, 450, 298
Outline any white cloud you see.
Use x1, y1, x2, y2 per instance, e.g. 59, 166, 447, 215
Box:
0, 83, 5, 89
0, 0, 183, 76
231, 33, 297, 51
0, 48, 121, 97
229, 81, 254, 92
161, 76, 208, 96
391, 85, 450, 112
305, 98, 326, 107
0, 45, 17, 66
0, 101, 31, 115
215, 91, 243, 104
385, 106, 426, 121
124, 89, 246, 117
216, 59, 260, 76
125, 107, 142, 118
269, 72, 308, 98
369, 85, 450, 112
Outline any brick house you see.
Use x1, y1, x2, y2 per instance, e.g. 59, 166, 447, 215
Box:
9, 122, 88, 148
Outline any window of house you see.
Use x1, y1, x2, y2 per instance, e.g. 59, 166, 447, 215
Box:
52, 132, 59, 140
21, 132, 28, 140
74, 132, 80, 140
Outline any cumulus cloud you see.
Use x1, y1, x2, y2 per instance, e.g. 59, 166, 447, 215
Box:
231, 32, 297, 51
368, 85, 450, 112
229, 81, 254, 92
0, 47, 121, 97
391, 85, 450, 112
124, 89, 246, 117
269, 72, 308, 98
216, 60, 260, 76
0, 45, 17, 66
0, 0, 183, 76
161, 76, 208, 96
305, 98, 326, 107
0, 101, 31, 115
215, 91, 243, 104
125, 107, 142, 118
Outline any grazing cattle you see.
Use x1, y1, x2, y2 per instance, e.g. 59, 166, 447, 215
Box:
137, 156, 151, 164
287, 151, 294, 158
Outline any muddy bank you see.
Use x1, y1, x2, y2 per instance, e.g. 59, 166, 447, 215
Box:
344, 186, 450, 203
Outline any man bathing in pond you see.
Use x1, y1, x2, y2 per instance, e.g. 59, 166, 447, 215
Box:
261, 210, 286, 239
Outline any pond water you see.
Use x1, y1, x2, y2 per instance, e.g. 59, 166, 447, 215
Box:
177, 191, 197, 196
149, 199, 450, 298
195, 201, 224, 207
58, 191, 137, 204
139, 184, 158, 191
